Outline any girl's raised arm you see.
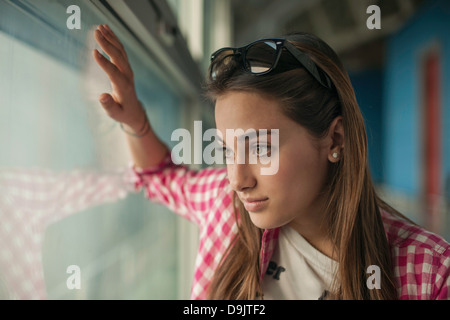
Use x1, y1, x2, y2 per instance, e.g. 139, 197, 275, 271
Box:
92, 24, 169, 169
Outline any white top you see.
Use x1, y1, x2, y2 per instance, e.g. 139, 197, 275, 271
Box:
262, 225, 338, 300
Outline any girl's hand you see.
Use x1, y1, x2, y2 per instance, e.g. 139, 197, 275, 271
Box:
92, 24, 146, 130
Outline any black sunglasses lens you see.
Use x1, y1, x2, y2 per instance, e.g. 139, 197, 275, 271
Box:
245, 41, 278, 74
210, 49, 238, 80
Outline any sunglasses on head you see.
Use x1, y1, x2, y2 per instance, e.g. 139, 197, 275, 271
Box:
210, 38, 332, 89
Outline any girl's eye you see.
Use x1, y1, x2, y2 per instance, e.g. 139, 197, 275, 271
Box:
252, 144, 270, 157
217, 146, 234, 159
215, 145, 270, 161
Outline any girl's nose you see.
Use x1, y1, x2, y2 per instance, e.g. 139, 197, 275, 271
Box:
228, 163, 256, 192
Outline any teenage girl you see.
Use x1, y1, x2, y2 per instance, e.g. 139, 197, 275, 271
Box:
92, 24, 449, 299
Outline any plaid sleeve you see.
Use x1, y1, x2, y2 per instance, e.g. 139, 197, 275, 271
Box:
433, 247, 450, 300
382, 211, 450, 300
131, 151, 229, 226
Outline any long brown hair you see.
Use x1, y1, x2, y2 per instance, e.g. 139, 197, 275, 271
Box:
206, 32, 404, 300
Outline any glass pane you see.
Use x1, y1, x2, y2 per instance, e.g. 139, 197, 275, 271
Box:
0, 0, 182, 299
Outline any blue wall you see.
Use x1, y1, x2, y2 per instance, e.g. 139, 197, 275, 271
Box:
350, 69, 384, 184
383, 0, 450, 196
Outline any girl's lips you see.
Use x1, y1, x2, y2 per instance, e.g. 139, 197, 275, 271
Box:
243, 198, 269, 212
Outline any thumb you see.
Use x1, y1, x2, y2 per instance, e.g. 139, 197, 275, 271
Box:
99, 93, 122, 120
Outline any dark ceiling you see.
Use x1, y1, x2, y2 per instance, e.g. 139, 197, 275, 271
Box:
230, 0, 427, 72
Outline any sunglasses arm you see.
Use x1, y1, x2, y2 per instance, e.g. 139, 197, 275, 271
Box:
284, 41, 332, 89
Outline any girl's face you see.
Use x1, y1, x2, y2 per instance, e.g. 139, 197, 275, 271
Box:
215, 91, 333, 230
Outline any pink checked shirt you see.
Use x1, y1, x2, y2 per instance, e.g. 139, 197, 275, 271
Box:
132, 152, 450, 300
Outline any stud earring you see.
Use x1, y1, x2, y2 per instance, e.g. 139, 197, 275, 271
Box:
332, 152, 339, 159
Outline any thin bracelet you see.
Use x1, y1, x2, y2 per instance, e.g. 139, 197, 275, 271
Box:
119, 109, 151, 138
120, 120, 150, 138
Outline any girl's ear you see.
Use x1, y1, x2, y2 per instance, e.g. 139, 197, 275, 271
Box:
327, 116, 344, 163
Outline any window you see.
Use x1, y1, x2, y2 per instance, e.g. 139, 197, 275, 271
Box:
0, 0, 199, 299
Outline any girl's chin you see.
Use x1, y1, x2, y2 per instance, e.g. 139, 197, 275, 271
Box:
248, 212, 285, 230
